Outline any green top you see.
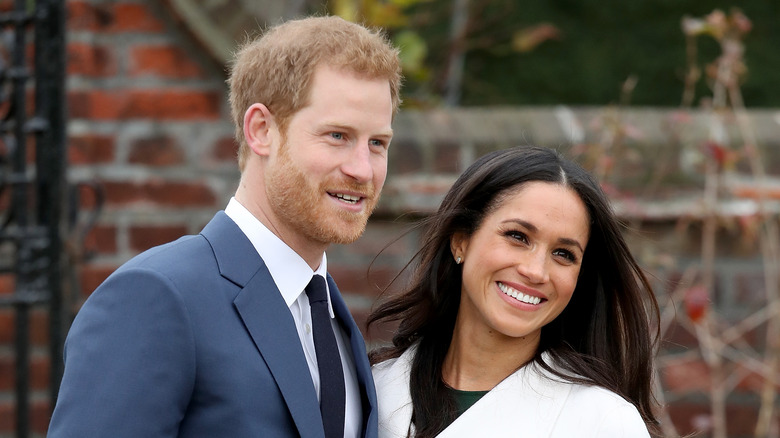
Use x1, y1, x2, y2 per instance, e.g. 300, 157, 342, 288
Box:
449, 387, 490, 419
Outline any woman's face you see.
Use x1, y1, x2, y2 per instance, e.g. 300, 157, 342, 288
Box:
451, 181, 590, 345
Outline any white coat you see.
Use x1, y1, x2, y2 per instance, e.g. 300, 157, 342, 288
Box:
372, 345, 650, 438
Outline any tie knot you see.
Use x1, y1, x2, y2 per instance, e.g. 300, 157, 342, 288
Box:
305, 275, 328, 304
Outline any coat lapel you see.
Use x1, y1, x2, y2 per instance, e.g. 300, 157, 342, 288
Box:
440, 357, 570, 437
202, 212, 324, 438
234, 274, 324, 438
373, 346, 570, 438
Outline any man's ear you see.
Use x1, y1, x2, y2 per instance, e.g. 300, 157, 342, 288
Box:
243, 103, 276, 157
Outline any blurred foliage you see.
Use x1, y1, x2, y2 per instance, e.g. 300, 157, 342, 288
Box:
334, 0, 780, 108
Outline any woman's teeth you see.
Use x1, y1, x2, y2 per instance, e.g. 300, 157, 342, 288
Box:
498, 282, 542, 305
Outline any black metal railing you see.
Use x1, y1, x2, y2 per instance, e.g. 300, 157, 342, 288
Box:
0, 0, 66, 436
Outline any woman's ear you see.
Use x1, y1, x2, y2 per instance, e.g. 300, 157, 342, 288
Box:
243, 103, 276, 157
450, 232, 468, 263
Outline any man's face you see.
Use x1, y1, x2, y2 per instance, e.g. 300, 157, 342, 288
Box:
264, 64, 394, 250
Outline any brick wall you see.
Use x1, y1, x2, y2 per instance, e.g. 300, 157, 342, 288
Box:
0, 0, 778, 436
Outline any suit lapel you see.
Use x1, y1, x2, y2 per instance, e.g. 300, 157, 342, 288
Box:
327, 275, 379, 438
202, 212, 324, 438
234, 274, 324, 438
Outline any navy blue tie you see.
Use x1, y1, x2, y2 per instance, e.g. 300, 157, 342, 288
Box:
306, 275, 346, 438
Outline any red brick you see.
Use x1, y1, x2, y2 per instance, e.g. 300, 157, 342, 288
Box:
75, 180, 108, 211
0, 399, 51, 434
0, 356, 49, 391
0, 400, 11, 433
130, 45, 204, 78
30, 356, 50, 390
128, 136, 185, 166
388, 138, 423, 174
102, 180, 215, 207
0, 355, 11, 391
661, 319, 699, 350
67, 2, 163, 33
733, 361, 780, 393
212, 137, 238, 162
347, 223, 414, 258
68, 90, 221, 120
0, 310, 10, 344
732, 185, 780, 200
660, 357, 711, 393
84, 225, 118, 255
355, 307, 398, 346
664, 402, 763, 437
67, 43, 116, 77
329, 266, 398, 298
0, 311, 48, 346
29, 310, 49, 346
0, 186, 7, 214
0, 274, 13, 294
69, 134, 115, 164
433, 139, 461, 173
666, 402, 710, 437
79, 265, 119, 299
102, 181, 143, 205
112, 3, 164, 33
67, 1, 107, 31
144, 180, 216, 206
129, 225, 188, 252
31, 399, 53, 434
125, 90, 221, 120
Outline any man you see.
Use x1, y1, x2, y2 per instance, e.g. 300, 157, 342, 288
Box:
48, 15, 402, 438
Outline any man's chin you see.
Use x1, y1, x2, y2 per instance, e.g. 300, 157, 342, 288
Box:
325, 218, 370, 244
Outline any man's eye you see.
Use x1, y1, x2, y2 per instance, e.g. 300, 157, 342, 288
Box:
330, 132, 343, 140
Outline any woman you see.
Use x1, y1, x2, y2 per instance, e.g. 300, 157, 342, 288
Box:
368, 146, 660, 437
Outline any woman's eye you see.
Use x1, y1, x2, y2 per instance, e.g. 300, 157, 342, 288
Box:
553, 249, 576, 263
505, 230, 528, 244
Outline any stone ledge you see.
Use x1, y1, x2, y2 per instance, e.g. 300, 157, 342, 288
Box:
377, 174, 780, 221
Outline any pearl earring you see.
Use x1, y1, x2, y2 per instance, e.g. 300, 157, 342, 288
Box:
456, 256, 462, 264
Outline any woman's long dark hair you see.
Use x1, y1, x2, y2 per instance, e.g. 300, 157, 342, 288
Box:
367, 145, 661, 437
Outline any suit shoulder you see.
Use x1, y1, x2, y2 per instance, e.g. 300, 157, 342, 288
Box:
125, 234, 211, 269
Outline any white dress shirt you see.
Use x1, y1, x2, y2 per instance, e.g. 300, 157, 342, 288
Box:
226, 197, 361, 438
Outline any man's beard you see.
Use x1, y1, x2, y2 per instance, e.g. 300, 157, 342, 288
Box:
265, 143, 380, 245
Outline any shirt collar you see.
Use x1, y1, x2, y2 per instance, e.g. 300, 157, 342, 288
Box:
225, 197, 334, 316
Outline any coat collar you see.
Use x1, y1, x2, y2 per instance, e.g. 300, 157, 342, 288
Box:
202, 212, 378, 438
372, 346, 571, 438
202, 212, 324, 437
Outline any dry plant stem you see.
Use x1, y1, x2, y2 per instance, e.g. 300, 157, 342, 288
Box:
722, 55, 780, 438
659, 266, 698, 341
653, 367, 681, 438
701, 156, 727, 438
443, 0, 470, 106
676, 315, 777, 383
730, 95, 780, 438
699, 34, 736, 438
681, 34, 699, 108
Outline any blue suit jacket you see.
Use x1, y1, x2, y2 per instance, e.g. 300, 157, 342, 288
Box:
49, 212, 379, 437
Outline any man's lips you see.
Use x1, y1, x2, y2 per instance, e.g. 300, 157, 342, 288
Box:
328, 191, 363, 204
